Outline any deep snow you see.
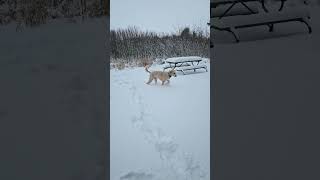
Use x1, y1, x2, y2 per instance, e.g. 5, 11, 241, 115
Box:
110, 62, 210, 180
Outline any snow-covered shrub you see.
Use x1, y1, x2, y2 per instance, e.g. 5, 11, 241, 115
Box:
47, 8, 64, 19
87, 0, 103, 17
137, 57, 153, 67
0, 0, 107, 27
19, 0, 49, 27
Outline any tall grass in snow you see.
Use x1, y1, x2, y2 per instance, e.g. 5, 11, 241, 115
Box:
110, 26, 209, 67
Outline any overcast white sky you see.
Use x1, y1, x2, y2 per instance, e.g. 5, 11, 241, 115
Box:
110, 0, 209, 33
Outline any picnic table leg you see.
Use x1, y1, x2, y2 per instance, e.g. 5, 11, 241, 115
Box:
178, 69, 185, 75
164, 63, 172, 71
219, 2, 236, 19
260, 0, 269, 13
300, 18, 312, 34
172, 63, 177, 70
178, 62, 185, 67
165, 63, 169, 71
227, 28, 240, 43
268, 24, 274, 32
279, 0, 285, 11
240, 2, 256, 14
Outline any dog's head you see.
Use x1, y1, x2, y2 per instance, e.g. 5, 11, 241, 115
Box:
168, 69, 177, 77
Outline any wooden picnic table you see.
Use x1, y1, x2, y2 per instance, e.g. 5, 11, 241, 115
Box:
210, 0, 311, 42
164, 56, 203, 68
164, 56, 208, 75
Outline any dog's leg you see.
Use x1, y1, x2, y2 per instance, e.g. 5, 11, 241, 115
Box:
166, 80, 170, 84
146, 76, 153, 84
161, 81, 165, 85
154, 78, 157, 84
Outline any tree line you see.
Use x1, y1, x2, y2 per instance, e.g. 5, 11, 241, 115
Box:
0, 0, 109, 26
110, 26, 209, 64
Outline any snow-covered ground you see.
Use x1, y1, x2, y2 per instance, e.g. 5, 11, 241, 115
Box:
0, 4, 320, 180
0, 17, 107, 64
0, 18, 108, 179
110, 5, 320, 180
110, 62, 210, 180
211, 5, 320, 179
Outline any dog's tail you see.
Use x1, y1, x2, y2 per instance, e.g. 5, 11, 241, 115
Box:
145, 65, 151, 74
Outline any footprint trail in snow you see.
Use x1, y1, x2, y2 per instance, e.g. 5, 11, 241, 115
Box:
112, 75, 208, 180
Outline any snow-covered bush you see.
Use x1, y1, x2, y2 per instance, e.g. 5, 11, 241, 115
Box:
137, 57, 153, 67
22, 0, 49, 26
0, 0, 108, 26
87, 0, 103, 17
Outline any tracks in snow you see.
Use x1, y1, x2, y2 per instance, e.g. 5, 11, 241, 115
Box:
112, 74, 207, 180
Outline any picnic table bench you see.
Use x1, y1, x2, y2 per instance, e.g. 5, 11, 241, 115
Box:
177, 65, 208, 75
210, 0, 312, 42
163, 63, 191, 70
163, 56, 208, 75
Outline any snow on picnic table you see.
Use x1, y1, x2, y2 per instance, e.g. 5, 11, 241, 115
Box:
110, 63, 210, 180
165, 56, 203, 63
212, 6, 320, 43
211, 6, 310, 28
